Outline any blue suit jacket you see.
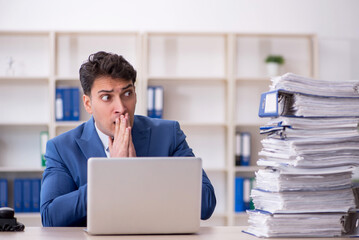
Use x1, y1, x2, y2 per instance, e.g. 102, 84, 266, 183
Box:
40, 115, 216, 227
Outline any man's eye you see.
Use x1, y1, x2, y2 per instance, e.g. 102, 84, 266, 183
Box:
124, 91, 132, 97
101, 95, 110, 101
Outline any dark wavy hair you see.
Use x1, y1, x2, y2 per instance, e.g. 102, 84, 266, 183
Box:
79, 51, 137, 96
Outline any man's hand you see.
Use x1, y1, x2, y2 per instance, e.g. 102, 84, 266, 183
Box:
108, 113, 137, 157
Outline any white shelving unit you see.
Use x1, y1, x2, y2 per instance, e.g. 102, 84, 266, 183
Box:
0, 31, 317, 227
0, 33, 51, 219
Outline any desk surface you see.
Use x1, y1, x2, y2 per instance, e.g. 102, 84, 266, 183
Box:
0, 226, 351, 240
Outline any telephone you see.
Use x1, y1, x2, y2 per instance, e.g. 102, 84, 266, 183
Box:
0, 207, 25, 231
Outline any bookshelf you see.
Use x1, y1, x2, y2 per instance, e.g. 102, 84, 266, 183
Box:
0, 31, 50, 175
0, 31, 317, 227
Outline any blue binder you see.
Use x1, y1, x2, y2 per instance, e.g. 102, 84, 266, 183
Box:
235, 177, 254, 212
14, 179, 23, 212
234, 177, 245, 212
147, 86, 164, 118
258, 90, 281, 117
0, 179, 8, 207
23, 179, 32, 212
63, 88, 72, 121
31, 179, 41, 212
71, 87, 80, 121
56, 87, 80, 121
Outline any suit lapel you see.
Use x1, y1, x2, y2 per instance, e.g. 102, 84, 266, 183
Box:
132, 116, 151, 157
75, 117, 107, 160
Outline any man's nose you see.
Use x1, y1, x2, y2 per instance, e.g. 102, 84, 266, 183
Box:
113, 97, 126, 114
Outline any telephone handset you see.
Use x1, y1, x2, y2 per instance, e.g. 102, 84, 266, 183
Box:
0, 207, 25, 231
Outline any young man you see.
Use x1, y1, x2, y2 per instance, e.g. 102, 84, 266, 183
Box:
40, 51, 216, 227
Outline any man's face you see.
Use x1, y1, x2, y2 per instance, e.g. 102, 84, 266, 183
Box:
83, 76, 137, 137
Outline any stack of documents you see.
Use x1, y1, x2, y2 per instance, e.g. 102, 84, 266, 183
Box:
270, 73, 359, 97
251, 188, 354, 214
245, 73, 359, 238
255, 166, 354, 192
259, 73, 359, 118
247, 211, 346, 238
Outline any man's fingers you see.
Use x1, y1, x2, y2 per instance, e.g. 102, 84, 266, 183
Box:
125, 113, 131, 128
109, 114, 133, 158
123, 127, 130, 150
119, 115, 127, 143
114, 117, 120, 141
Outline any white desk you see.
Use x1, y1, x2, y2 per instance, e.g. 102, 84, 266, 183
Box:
0, 227, 351, 240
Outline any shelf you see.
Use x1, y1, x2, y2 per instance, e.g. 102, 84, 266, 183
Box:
0, 76, 49, 82
0, 122, 49, 126
178, 121, 227, 128
236, 77, 271, 82
235, 122, 265, 127
234, 166, 262, 173
15, 212, 42, 227
148, 76, 227, 83
15, 212, 41, 218
235, 33, 315, 38
234, 212, 249, 226
55, 76, 79, 81
211, 212, 228, 218
0, 167, 45, 173
147, 32, 228, 37
56, 31, 138, 36
234, 212, 249, 217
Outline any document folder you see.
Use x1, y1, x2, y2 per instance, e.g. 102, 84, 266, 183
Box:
258, 90, 290, 118
258, 89, 359, 118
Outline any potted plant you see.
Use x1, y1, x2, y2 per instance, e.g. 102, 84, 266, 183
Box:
265, 55, 285, 77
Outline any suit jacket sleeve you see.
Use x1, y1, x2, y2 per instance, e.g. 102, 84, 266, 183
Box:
40, 140, 87, 227
172, 121, 217, 220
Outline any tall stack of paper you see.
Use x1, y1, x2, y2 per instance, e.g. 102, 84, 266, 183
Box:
245, 73, 359, 238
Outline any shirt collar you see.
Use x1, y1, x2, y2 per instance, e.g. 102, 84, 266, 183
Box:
94, 122, 110, 157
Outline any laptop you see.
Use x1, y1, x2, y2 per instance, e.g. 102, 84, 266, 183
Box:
86, 157, 202, 235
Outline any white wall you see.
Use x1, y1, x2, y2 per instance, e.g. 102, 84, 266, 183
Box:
0, 0, 358, 80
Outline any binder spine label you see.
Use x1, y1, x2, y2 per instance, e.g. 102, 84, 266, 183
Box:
258, 90, 279, 117
264, 92, 278, 113
55, 89, 64, 120
235, 132, 241, 166
240, 132, 251, 166
147, 87, 154, 117
154, 86, 163, 118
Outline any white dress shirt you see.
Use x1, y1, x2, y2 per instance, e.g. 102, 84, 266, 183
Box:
94, 122, 110, 158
